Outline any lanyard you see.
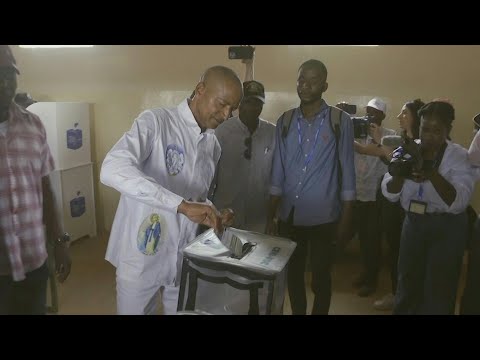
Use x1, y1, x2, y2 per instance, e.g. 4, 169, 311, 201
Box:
297, 109, 327, 172
418, 184, 424, 200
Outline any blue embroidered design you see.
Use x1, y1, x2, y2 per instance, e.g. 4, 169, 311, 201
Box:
165, 144, 185, 176
137, 213, 163, 255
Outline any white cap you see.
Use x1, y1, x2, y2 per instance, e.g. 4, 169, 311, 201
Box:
367, 98, 387, 114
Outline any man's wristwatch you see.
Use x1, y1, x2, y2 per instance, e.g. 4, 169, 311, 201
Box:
57, 232, 71, 245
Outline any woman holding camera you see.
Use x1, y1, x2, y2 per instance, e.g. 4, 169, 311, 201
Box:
354, 99, 424, 161
381, 100, 474, 314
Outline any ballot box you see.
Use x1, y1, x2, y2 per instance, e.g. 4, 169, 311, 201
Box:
177, 227, 296, 315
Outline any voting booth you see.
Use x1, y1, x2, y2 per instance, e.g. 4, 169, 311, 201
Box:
28, 102, 96, 242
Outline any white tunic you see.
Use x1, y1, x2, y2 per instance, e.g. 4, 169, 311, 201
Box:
100, 99, 221, 286
212, 117, 276, 232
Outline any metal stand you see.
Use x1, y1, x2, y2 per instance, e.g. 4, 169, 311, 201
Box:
177, 257, 276, 315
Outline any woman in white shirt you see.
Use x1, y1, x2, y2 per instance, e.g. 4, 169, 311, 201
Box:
381, 100, 474, 314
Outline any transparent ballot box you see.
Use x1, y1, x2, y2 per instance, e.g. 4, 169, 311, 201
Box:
177, 227, 296, 315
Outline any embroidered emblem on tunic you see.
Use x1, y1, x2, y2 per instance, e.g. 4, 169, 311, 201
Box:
166, 144, 185, 176
137, 213, 165, 255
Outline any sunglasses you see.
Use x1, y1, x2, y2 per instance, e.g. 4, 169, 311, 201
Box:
244, 136, 252, 160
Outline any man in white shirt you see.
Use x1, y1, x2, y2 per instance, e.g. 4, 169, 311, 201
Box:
100, 66, 243, 315
211, 80, 275, 233
352, 98, 396, 297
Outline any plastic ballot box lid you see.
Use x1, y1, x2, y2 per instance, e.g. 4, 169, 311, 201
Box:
183, 227, 296, 276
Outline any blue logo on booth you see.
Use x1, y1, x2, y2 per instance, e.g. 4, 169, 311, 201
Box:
66, 123, 83, 150
70, 191, 86, 218
165, 144, 185, 176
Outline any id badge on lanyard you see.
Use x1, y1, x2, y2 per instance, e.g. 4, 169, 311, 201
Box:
409, 184, 427, 215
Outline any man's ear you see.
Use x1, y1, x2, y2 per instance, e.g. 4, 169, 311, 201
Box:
322, 82, 329, 92
196, 82, 206, 96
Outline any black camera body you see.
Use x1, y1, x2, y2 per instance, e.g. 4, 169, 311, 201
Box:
352, 116, 374, 139
228, 46, 254, 60
336, 102, 357, 115
388, 138, 423, 177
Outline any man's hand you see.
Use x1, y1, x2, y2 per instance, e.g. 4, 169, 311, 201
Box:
220, 208, 235, 227
410, 167, 437, 183
178, 200, 223, 234
335, 201, 354, 251
241, 46, 255, 64
265, 195, 281, 235
265, 217, 278, 236
54, 242, 72, 283
369, 123, 382, 144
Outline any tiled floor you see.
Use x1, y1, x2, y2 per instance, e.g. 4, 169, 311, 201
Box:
50, 232, 466, 315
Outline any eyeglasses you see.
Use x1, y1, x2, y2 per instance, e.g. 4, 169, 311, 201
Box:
244, 137, 252, 160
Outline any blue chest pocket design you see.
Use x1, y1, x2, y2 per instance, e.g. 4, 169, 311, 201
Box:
70, 191, 86, 218
165, 144, 185, 176
137, 214, 163, 256
66, 123, 83, 150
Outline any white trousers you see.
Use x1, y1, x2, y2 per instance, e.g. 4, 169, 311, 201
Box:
116, 275, 179, 315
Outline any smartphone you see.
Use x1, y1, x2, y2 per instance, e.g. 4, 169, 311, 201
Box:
228, 46, 254, 60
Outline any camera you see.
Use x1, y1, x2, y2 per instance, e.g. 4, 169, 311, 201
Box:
228, 46, 255, 60
388, 138, 423, 177
336, 102, 357, 115
352, 116, 374, 139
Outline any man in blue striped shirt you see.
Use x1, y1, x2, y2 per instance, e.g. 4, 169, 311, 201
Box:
266, 59, 356, 315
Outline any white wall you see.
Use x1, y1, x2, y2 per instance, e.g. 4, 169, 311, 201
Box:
11, 45, 480, 231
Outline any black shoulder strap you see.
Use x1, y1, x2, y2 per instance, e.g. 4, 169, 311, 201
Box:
281, 108, 296, 138
329, 106, 344, 202
329, 106, 342, 144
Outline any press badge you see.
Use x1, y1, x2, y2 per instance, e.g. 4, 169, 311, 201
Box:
409, 200, 427, 215
409, 184, 427, 214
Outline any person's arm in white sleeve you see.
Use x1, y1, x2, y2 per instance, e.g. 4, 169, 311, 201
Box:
382, 172, 404, 203
100, 110, 184, 213
468, 129, 480, 166
444, 169, 475, 213
441, 151, 475, 213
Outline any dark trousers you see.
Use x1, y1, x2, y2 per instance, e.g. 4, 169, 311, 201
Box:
0, 261, 49, 315
278, 218, 336, 315
353, 200, 382, 286
460, 217, 480, 314
380, 196, 404, 294
394, 212, 467, 315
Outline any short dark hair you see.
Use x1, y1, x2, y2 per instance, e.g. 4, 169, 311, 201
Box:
299, 59, 328, 79
418, 100, 455, 131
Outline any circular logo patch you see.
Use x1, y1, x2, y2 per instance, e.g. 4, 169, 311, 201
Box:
166, 144, 185, 176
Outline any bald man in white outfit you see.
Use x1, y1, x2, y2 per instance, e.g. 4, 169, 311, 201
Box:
101, 66, 243, 315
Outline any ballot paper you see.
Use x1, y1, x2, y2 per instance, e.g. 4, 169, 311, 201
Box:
184, 227, 296, 276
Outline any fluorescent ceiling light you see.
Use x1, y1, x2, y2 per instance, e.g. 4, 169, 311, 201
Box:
288, 45, 379, 47
19, 45, 94, 48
